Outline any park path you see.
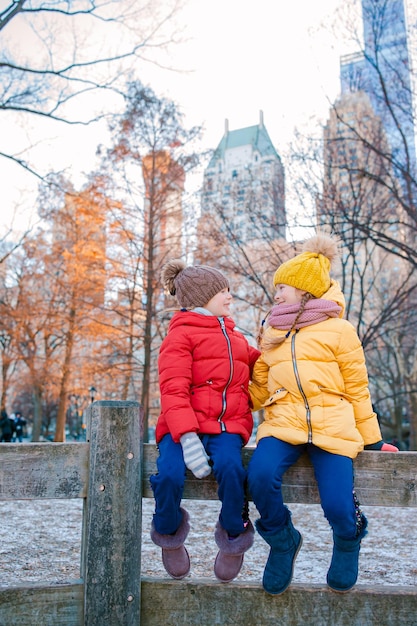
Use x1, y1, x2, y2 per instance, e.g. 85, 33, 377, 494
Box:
0, 499, 416, 587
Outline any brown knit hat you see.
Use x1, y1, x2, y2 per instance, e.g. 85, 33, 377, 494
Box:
161, 259, 229, 308
273, 232, 340, 298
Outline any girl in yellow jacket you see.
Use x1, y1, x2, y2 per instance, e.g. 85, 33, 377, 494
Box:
248, 232, 398, 595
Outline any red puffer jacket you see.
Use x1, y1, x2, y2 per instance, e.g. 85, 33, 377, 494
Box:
156, 310, 260, 445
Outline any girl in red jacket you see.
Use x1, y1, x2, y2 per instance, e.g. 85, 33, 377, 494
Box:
150, 260, 260, 583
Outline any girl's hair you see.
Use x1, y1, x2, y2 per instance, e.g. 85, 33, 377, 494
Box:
258, 292, 314, 351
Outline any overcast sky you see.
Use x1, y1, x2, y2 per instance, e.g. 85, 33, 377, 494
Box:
148, 0, 352, 147
0, 0, 375, 233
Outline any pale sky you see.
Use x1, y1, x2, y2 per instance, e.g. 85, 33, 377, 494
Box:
148, 0, 351, 148
2, 0, 363, 233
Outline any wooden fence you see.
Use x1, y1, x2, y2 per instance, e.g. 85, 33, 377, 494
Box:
0, 401, 416, 625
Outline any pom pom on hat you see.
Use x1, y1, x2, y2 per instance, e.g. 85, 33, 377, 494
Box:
273, 232, 340, 298
161, 259, 229, 309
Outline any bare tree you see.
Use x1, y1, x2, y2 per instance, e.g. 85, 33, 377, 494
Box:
194, 161, 299, 345
0, 0, 184, 178
103, 80, 203, 439
320, 0, 417, 264
0, 81, 203, 440
280, 0, 417, 447
0, 231, 67, 440
366, 294, 417, 450
37, 175, 113, 441
192, 0, 417, 448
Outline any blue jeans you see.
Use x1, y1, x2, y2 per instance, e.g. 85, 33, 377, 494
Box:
248, 437, 361, 540
150, 432, 247, 536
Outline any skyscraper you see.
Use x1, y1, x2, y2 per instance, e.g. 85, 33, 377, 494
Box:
340, 0, 416, 179
319, 0, 415, 420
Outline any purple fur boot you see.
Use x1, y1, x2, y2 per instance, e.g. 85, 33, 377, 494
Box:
150, 508, 191, 579
214, 519, 255, 582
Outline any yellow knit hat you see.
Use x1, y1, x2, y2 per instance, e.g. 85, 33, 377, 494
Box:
273, 232, 339, 298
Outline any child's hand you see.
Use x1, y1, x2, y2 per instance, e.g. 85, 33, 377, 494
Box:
380, 442, 399, 451
180, 432, 212, 478
364, 440, 399, 452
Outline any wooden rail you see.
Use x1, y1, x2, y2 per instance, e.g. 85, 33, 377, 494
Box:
0, 401, 416, 625
0, 401, 142, 626
143, 444, 417, 507
142, 444, 417, 626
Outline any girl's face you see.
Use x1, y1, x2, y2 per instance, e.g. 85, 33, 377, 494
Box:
274, 283, 306, 305
204, 288, 232, 317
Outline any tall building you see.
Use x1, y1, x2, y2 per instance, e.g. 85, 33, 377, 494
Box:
141, 150, 185, 322
321, 3, 415, 427
200, 112, 286, 245
142, 150, 185, 264
322, 91, 394, 220
323, 0, 415, 264
340, 0, 416, 180
321, 91, 405, 314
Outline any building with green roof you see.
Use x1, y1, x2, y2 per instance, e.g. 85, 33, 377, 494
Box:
201, 111, 286, 243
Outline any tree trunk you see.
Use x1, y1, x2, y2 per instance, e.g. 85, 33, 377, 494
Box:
0, 356, 10, 411
31, 383, 43, 442
141, 300, 152, 443
408, 391, 417, 451
122, 317, 135, 400
54, 308, 76, 442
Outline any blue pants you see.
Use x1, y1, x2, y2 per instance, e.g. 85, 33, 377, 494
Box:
248, 437, 361, 540
150, 432, 247, 536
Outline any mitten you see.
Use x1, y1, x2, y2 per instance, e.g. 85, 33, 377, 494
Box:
180, 432, 211, 478
364, 440, 399, 452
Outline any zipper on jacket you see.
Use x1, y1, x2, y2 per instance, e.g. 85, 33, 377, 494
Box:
291, 330, 313, 443
217, 317, 234, 429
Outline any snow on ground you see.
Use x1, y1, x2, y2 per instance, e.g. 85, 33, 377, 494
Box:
0, 499, 416, 587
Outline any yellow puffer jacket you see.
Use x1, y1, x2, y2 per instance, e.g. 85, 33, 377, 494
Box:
249, 281, 382, 459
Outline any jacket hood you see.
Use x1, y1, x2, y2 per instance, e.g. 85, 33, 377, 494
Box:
168, 310, 236, 331
321, 279, 345, 317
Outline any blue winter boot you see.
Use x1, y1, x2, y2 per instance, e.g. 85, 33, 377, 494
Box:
255, 511, 303, 595
327, 516, 368, 592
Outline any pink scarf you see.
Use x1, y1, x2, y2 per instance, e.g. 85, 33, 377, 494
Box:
268, 299, 342, 330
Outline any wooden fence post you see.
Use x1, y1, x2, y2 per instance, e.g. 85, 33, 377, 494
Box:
82, 401, 142, 626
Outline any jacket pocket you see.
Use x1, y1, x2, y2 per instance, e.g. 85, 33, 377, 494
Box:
190, 383, 221, 417
263, 387, 288, 407
317, 387, 358, 439
318, 386, 356, 403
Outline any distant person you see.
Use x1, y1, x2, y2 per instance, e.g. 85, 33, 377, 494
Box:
0, 409, 14, 442
150, 260, 260, 582
248, 231, 398, 595
14, 411, 27, 443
